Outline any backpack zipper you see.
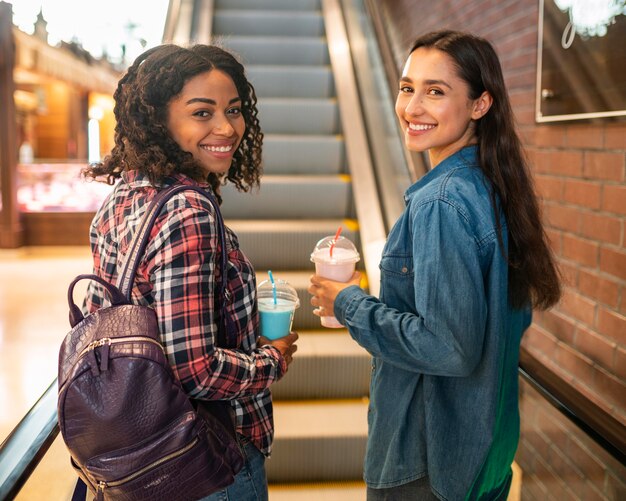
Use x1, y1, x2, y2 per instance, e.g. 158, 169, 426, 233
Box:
59, 336, 165, 394
77, 336, 164, 359
94, 436, 199, 491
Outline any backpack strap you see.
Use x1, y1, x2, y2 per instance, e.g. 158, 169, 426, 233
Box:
116, 184, 235, 346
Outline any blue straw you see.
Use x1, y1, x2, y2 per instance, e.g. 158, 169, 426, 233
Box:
268, 270, 277, 305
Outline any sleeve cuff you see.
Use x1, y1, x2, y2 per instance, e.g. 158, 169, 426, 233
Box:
334, 285, 366, 325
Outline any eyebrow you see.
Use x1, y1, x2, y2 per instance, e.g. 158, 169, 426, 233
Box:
399, 77, 452, 89
185, 97, 241, 105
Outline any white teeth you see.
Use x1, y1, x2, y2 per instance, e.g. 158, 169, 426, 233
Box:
408, 123, 435, 131
203, 144, 233, 152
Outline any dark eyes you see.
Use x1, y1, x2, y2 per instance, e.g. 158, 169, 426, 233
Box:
192, 107, 242, 118
398, 87, 444, 96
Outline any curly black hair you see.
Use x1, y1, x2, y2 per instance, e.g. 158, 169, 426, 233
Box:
83, 44, 263, 203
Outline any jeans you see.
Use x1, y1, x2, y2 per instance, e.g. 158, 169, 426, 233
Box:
199, 440, 268, 501
367, 477, 439, 500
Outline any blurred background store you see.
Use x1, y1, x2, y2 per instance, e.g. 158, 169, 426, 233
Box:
0, 0, 624, 500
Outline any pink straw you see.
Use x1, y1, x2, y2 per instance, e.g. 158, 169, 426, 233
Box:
329, 226, 342, 258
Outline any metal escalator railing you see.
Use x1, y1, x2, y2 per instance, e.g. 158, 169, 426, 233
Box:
0, 380, 58, 500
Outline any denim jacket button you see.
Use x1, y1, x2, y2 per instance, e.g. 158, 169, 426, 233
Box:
401, 266, 408, 273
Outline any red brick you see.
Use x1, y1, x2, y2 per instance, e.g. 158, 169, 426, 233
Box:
548, 205, 581, 233
580, 213, 622, 245
577, 269, 619, 307
555, 261, 577, 287
602, 184, 626, 216
545, 228, 562, 255
597, 308, 626, 344
566, 125, 605, 149
562, 179, 601, 209
522, 325, 559, 360
567, 436, 607, 485
573, 326, 616, 372
532, 456, 570, 500
555, 344, 596, 381
525, 428, 551, 459
547, 444, 586, 487
498, 29, 537, 57
548, 150, 585, 177
605, 125, 626, 149
531, 126, 566, 148
607, 471, 626, 501
523, 476, 550, 501
532, 149, 552, 174
600, 247, 626, 281
615, 347, 626, 380
559, 289, 597, 325
593, 366, 626, 411
562, 234, 600, 268
583, 152, 625, 182
537, 309, 576, 344
535, 175, 563, 202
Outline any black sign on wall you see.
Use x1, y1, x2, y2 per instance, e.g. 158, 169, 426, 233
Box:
536, 0, 626, 122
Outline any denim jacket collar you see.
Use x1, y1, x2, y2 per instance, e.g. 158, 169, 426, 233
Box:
405, 144, 479, 203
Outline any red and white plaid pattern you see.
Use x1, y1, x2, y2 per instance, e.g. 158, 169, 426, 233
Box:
84, 170, 286, 455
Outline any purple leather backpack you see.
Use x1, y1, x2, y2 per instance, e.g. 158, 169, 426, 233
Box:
57, 185, 244, 500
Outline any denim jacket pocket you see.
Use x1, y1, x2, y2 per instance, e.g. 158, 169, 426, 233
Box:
379, 254, 414, 305
379, 254, 414, 277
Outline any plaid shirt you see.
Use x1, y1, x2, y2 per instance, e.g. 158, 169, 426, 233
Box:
84, 170, 286, 456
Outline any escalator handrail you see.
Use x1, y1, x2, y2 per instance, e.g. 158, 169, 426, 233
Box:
322, 0, 387, 298
0, 379, 59, 501
519, 347, 625, 465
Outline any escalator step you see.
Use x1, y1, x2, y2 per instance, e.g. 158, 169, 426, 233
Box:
213, 10, 324, 37
221, 36, 330, 66
270, 330, 371, 400
215, 0, 321, 10
228, 219, 359, 270
263, 134, 344, 175
257, 98, 339, 135
219, 175, 351, 220
269, 400, 368, 482
248, 65, 334, 99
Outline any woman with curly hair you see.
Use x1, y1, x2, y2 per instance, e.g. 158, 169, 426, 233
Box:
309, 30, 561, 500
83, 44, 298, 500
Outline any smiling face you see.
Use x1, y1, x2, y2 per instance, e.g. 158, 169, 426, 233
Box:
395, 47, 492, 168
166, 69, 245, 177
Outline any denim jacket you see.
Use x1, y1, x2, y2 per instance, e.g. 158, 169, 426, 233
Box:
334, 146, 531, 501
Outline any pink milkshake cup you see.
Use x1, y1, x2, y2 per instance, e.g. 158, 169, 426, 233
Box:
310, 235, 360, 328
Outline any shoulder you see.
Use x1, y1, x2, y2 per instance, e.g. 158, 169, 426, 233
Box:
409, 166, 501, 249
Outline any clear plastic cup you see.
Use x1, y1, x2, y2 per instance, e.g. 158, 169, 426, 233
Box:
310, 235, 360, 328
257, 279, 300, 340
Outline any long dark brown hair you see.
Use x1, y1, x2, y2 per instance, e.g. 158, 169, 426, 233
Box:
410, 30, 561, 310
83, 44, 263, 203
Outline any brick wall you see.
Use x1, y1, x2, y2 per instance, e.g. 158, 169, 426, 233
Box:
376, 0, 625, 497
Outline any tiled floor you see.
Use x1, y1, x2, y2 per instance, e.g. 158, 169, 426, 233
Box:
0, 245, 94, 500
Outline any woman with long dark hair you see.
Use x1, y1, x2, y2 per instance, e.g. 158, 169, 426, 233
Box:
309, 30, 560, 500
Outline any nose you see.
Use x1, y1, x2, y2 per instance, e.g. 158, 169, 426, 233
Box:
213, 114, 235, 136
404, 93, 424, 117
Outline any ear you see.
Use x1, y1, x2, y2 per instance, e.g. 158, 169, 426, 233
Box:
471, 91, 493, 120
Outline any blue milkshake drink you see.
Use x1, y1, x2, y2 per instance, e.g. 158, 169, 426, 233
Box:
257, 278, 300, 340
